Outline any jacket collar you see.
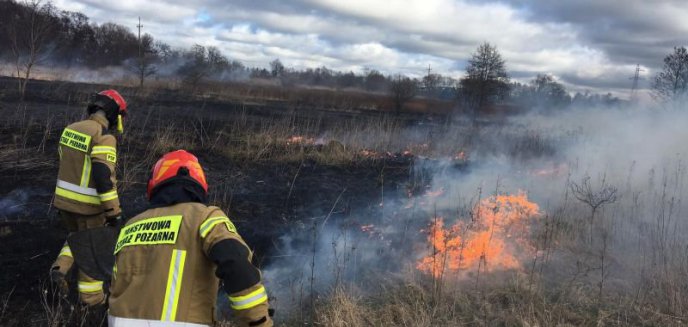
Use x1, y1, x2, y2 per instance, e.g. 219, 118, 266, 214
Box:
149, 180, 208, 209
89, 112, 110, 129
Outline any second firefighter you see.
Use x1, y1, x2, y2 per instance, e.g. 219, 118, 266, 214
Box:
108, 150, 273, 327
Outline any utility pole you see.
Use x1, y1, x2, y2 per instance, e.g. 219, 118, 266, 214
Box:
137, 17, 144, 87
630, 64, 643, 102
424, 64, 435, 96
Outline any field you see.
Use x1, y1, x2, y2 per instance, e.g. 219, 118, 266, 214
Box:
0, 78, 687, 326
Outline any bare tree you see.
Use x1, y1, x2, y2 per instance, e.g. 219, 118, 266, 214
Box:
389, 74, 417, 115
529, 74, 570, 109
652, 46, 688, 102
270, 58, 285, 78
8, 0, 56, 100
128, 33, 157, 88
422, 73, 442, 98
459, 42, 510, 116
133, 24, 157, 87
570, 175, 619, 243
533, 75, 568, 102
177, 45, 229, 91
364, 69, 386, 92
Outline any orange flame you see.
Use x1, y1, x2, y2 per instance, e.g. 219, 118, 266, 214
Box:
360, 224, 386, 242
454, 151, 467, 161
361, 224, 376, 233
286, 135, 315, 146
531, 163, 569, 177
424, 188, 445, 198
416, 191, 540, 278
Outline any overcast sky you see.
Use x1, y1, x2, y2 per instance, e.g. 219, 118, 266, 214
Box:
53, 0, 688, 98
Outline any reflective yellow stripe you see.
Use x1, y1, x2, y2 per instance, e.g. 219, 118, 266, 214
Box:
99, 190, 119, 202
78, 281, 103, 294
199, 216, 237, 238
80, 155, 91, 188
92, 146, 117, 163
58, 146, 62, 159
117, 115, 123, 133
91, 146, 116, 155
59, 244, 72, 258
112, 263, 117, 280
161, 249, 187, 321
60, 128, 91, 152
228, 286, 268, 310
55, 187, 101, 205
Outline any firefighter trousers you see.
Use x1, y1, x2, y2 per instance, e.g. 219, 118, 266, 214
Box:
51, 210, 106, 306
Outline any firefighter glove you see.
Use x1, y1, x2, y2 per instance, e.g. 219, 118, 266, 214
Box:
50, 267, 69, 297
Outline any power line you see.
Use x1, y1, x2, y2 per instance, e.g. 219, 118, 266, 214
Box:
630, 64, 644, 101
136, 16, 143, 57
136, 17, 144, 87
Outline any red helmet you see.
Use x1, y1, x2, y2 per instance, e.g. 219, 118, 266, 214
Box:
147, 150, 208, 199
88, 89, 127, 132
98, 89, 127, 114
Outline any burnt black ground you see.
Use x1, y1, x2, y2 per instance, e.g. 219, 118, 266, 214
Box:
0, 92, 417, 326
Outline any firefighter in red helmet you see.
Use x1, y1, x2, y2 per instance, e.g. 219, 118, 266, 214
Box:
50, 89, 127, 306
108, 150, 273, 327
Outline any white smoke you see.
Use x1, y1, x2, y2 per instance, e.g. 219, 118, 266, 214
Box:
262, 101, 688, 318
0, 188, 32, 220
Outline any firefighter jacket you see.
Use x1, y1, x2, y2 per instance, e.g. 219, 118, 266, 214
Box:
54, 114, 121, 218
108, 202, 272, 327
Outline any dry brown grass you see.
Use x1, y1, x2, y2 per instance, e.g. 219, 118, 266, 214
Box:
305, 275, 688, 327
5, 78, 686, 327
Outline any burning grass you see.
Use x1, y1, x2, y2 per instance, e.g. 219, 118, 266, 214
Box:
2, 83, 688, 327
416, 192, 541, 278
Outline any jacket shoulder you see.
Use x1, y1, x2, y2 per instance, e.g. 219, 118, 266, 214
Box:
66, 119, 101, 138
94, 132, 116, 147
205, 205, 228, 217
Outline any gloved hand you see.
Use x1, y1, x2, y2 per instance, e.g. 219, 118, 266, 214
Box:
105, 215, 123, 228
247, 309, 274, 326
50, 267, 69, 297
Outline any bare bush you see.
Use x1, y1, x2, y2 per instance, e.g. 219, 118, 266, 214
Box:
570, 175, 619, 243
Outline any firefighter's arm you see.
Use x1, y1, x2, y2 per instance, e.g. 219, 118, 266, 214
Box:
90, 135, 121, 220
200, 210, 273, 327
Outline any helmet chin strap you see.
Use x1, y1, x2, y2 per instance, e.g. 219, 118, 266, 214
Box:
94, 109, 107, 119
117, 115, 124, 133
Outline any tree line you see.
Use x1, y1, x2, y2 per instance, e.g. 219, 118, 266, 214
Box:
4, 0, 684, 111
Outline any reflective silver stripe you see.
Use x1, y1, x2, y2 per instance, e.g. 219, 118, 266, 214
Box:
99, 190, 119, 202
91, 146, 116, 156
56, 180, 98, 196
108, 315, 210, 327
78, 281, 103, 293
59, 243, 73, 258
228, 286, 268, 310
161, 249, 187, 321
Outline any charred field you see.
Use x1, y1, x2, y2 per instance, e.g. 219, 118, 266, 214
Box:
1, 78, 688, 327
0, 78, 449, 326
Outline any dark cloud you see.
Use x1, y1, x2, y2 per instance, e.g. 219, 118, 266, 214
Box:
53, 0, 686, 96
493, 0, 688, 66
